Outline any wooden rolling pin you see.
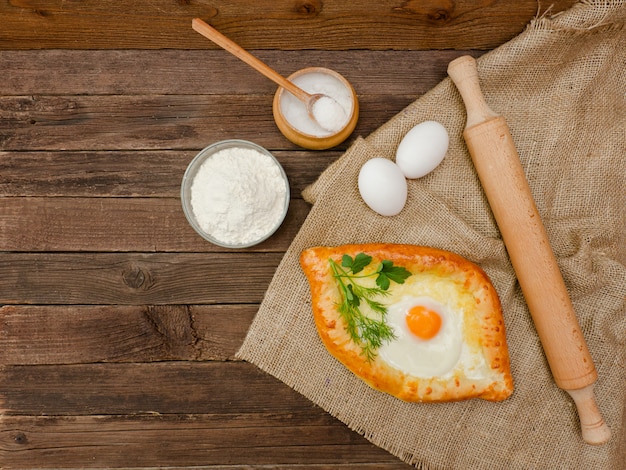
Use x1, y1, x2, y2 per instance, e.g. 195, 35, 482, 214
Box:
447, 56, 611, 445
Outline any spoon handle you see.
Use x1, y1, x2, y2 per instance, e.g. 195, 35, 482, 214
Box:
192, 18, 310, 102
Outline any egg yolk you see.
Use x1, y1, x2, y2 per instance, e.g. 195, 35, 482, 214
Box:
406, 305, 442, 340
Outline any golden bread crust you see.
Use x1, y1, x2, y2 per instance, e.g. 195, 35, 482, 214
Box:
300, 243, 514, 402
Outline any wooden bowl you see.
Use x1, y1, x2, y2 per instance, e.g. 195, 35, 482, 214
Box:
272, 67, 359, 150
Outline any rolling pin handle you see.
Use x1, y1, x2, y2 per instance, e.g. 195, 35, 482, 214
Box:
567, 385, 612, 445
447, 56, 498, 128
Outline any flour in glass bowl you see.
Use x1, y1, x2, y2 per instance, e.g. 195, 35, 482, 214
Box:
189, 146, 288, 246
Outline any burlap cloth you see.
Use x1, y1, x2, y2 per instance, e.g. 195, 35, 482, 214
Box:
237, 1, 626, 468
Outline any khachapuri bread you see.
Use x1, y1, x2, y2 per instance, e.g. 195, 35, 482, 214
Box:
300, 243, 514, 402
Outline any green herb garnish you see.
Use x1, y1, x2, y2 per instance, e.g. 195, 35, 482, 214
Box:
329, 253, 412, 361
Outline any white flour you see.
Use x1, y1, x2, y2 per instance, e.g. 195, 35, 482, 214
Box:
190, 146, 288, 245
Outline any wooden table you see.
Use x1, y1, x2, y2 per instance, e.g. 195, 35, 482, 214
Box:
0, 1, 577, 468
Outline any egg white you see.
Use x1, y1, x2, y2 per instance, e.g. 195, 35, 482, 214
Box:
378, 296, 463, 377
353, 269, 491, 380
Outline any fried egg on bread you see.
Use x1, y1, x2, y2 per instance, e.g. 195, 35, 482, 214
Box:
300, 243, 514, 402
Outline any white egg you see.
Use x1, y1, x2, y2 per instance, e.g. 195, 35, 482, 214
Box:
358, 158, 407, 216
378, 296, 463, 378
395, 121, 449, 178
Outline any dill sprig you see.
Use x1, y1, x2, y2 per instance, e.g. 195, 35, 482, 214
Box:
329, 253, 411, 361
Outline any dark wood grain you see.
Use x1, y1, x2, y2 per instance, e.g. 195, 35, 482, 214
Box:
0, 0, 576, 50
0, 305, 255, 364
0, 150, 341, 197
0, 50, 478, 96
0, 253, 283, 304
0, 93, 413, 151
1, 362, 315, 415
1, 415, 404, 468
0, 362, 402, 466
0, 197, 309, 252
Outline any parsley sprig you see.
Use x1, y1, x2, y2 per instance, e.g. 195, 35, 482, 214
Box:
329, 253, 412, 361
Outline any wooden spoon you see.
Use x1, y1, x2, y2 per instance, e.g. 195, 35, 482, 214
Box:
192, 18, 347, 133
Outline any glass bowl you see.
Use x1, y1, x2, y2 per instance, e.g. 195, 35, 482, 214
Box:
181, 139, 290, 248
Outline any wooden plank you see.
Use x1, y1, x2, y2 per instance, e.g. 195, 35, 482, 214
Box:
0, 150, 194, 197
0, 94, 412, 151
0, 150, 340, 197
0, 94, 275, 151
0, 197, 309, 252
0, 362, 317, 415
0, 415, 406, 468
0, 50, 480, 96
0, 305, 255, 365
0, 0, 577, 50
0, 253, 283, 305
